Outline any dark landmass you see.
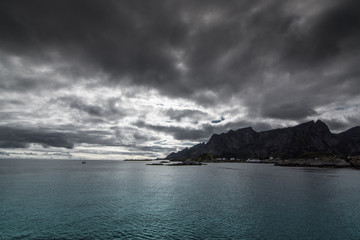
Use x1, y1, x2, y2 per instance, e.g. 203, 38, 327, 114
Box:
166, 120, 360, 169
349, 158, 360, 168
147, 160, 206, 166
168, 160, 206, 166
146, 162, 164, 165
275, 157, 351, 168
124, 159, 154, 161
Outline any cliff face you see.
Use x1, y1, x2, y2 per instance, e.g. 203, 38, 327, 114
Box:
166, 120, 360, 160
338, 126, 360, 154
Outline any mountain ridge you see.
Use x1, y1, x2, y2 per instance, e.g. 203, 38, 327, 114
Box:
166, 120, 360, 160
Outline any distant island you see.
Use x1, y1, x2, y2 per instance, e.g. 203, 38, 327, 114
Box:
166, 120, 360, 168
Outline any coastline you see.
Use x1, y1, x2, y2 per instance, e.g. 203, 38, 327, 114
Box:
161, 157, 360, 169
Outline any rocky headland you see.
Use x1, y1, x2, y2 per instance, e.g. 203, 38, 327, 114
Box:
166, 120, 360, 169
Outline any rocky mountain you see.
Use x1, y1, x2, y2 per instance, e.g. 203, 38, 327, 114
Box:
166, 120, 360, 160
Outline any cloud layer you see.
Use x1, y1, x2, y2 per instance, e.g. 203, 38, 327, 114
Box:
0, 0, 360, 159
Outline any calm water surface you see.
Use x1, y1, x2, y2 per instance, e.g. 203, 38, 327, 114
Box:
1, 159, 360, 239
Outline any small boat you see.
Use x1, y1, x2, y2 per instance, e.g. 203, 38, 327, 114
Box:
82, 161, 86, 164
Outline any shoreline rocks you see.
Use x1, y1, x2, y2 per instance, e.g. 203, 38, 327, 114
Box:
275, 158, 351, 168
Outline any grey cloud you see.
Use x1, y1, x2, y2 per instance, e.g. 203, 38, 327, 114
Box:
0, 53, 70, 93
1, 0, 360, 157
135, 119, 274, 141
221, 120, 274, 133
0, 151, 10, 156
80, 150, 165, 159
111, 126, 160, 145
56, 96, 130, 120
0, 122, 167, 155
0, 126, 74, 149
133, 132, 158, 142
0, 0, 359, 116
45, 152, 73, 158
23, 152, 38, 156
261, 102, 318, 120
283, 0, 360, 69
323, 117, 360, 132
133, 145, 176, 153
0, 126, 119, 149
71, 144, 175, 158
323, 119, 349, 132
165, 108, 208, 121
135, 120, 210, 141
0, 0, 187, 93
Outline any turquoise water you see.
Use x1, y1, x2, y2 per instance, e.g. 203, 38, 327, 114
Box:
1, 160, 360, 239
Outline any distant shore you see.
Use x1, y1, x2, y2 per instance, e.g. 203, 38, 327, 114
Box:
162, 157, 360, 169
147, 160, 205, 166
274, 158, 351, 168
124, 159, 153, 161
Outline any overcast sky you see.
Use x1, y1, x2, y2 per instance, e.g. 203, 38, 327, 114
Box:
1, 0, 360, 160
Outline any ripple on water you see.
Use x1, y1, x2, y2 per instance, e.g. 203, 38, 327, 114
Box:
1, 160, 360, 239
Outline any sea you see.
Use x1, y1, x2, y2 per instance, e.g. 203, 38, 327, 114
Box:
1, 159, 360, 240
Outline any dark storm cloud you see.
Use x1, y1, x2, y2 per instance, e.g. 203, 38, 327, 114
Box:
261, 102, 317, 120
0, 126, 120, 149
0, 0, 188, 94
0, 1, 343, 94
284, 0, 360, 68
0, 126, 74, 148
1, 0, 360, 140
